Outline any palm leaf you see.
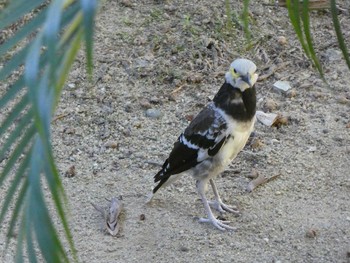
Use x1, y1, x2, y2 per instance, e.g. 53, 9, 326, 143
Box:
300, 0, 323, 77
330, 0, 350, 71
0, 0, 97, 262
285, 0, 350, 79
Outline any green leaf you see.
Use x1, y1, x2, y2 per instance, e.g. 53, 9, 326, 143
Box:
242, 0, 251, 41
286, 0, 310, 57
0, 77, 25, 110
26, 223, 38, 263
0, 94, 29, 138
330, 0, 350, 71
0, 109, 33, 163
0, 124, 35, 186
80, 0, 97, 75
45, 0, 64, 82
0, 7, 47, 57
0, 0, 46, 30
0, 45, 29, 81
14, 207, 26, 263
28, 138, 68, 263
0, 154, 30, 226
55, 28, 83, 106
5, 179, 28, 250
301, 0, 324, 78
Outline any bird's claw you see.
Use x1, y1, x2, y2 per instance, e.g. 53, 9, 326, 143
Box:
208, 200, 240, 214
199, 217, 236, 231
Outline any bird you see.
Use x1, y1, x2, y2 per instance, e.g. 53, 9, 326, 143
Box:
151, 58, 258, 230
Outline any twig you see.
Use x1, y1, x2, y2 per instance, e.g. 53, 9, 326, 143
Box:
145, 161, 162, 166
170, 84, 186, 95
52, 113, 69, 122
258, 61, 291, 81
247, 173, 281, 192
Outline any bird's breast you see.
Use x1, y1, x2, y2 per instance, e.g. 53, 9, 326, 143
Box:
216, 119, 255, 166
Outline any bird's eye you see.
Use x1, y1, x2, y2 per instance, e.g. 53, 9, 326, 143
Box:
233, 69, 237, 73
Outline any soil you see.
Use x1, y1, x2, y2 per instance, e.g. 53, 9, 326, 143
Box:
3, 0, 350, 262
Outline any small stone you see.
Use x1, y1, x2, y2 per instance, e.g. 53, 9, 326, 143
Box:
250, 138, 264, 150
68, 83, 75, 89
104, 141, 119, 149
287, 89, 297, 98
179, 246, 189, 252
145, 109, 162, 119
305, 229, 317, 238
275, 191, 282, 196
120, 0, 133, 8
273, 80, 292, 93
124, 103, 133, 113
102, 74, 112, 83
272, 115, 288, 128
325, 48, 342, 61
256, 110, 278, 127
307, 146, 317, 152
139, 99, 152, 109
277, 36, 287, 45
164, 5, 177, 12
65, 165, 76, 178
149, 97, 162, 105
187, 74, 202, 84
140, 214, 146, 221
264, 98, 278, 111
337, 96, 349, 105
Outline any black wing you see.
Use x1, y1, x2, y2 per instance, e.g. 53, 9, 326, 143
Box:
153, 104, 228, 193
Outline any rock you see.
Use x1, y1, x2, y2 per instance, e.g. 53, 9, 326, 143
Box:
287, 89, 297, 98
120, 0, 133, 8
65, 165, 76, 178
272, 115, 288, 128
264, 98, 278, 111
256, 111, 278, 126
307, 146, 317, 152
305, 229, 318, 238
277, 36, 287, 45
273, 80, 292, 93
145, 109, 162, 119
337, 96, 349, 105
250, 138, 264, 150
179, 246, 189, 252
104, 141, 119, 149
139, 99, 152, 109
325, 48, 342, 61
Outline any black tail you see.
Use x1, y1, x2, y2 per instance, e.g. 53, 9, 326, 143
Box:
153, 160, 170, 194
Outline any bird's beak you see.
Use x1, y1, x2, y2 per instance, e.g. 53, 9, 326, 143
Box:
241, 74, 252, 87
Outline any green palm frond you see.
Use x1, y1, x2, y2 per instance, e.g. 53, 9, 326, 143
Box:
330, 0, 350, 71
286, 0, 324, 78
285, 0, 350, 78
0, 0, 97, 262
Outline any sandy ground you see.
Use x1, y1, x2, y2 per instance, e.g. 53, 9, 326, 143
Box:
2, 0, 350, 262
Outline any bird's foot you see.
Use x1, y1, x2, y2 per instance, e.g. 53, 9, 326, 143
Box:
208, 200, 239, 214
198, 216, 236, 231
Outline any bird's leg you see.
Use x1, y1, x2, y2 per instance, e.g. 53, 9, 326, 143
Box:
196, 180, 236, 231
208, 179, 239, 214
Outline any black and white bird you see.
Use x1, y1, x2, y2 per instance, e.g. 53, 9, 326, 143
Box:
151, 58, 258, 230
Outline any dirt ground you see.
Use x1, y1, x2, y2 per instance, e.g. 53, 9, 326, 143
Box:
4, 0, 350, 262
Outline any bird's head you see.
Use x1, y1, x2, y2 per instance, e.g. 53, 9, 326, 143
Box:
225, 58, 258, 92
